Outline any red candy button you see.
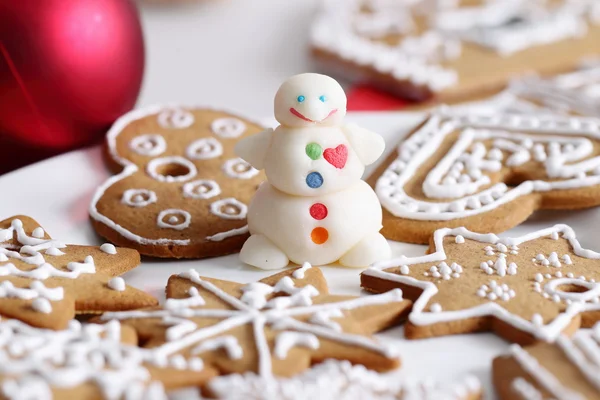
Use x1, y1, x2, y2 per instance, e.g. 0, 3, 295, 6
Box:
309, 203, 328, 220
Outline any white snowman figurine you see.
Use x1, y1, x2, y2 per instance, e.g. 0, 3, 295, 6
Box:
236, 73, 391, 269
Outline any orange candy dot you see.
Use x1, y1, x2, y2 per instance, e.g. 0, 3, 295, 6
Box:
311, 227, 329, 245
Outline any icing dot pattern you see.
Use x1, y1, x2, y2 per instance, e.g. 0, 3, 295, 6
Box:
92, 106, 267, 254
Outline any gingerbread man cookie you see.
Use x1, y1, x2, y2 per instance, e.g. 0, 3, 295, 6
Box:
100, 264, 411, 379
363, 225, 600, 345
493, 324, 600, 400
0, 215, 156, 330
0, 318, 217, 400
369, 110, 600, 244
89, 105, 266, 258
311, 0, 600, 102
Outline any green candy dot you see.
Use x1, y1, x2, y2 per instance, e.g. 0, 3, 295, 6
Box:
305, 143, 322, 160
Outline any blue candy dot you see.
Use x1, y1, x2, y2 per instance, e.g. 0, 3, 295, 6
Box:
297, 95, 305, 103
306, 172, 323, 189
319, 95, 326, 102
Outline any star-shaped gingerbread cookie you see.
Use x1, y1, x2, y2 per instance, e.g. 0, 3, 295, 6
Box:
0, 318, 217, 399
0, 215, 157, 330
362, 225, 600, 345
100, 263, 411, 378
493, 323, 600, 400
89, 105, 266, 259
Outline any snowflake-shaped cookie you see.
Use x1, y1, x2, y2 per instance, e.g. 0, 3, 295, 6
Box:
363, 225, 600, 344
372, 110, 600, 244
0, 215, 156, 329
0, 318, 216, 400
493, 322, 600, 399
89, 105, 266, 259
101, 264, 410, 378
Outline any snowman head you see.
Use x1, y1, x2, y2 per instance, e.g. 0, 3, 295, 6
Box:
274, 73, 347, 128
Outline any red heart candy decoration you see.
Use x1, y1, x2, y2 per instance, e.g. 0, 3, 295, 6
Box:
323, 144, 348, 169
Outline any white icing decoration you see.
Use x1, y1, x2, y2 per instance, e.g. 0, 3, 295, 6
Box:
31, 228, 44, 239
455, 235, 464, 244
0, 318, 180, 399
101, 268, 403, 379
146, 156, 197, 183
31, 298, 52, 314
365, 225, 600, 342
206, 226, 249, 242
44, 247, 65, 256
292, 263, 312, 279
100, 243, 117, 255
192, 336, 243, 360
222, 158, 260, 179
210, 198, 247, 220
121, 189, 157, 208
376, 111, 600, 221
108, 277, 126, 292
207, 359, 481, 400
91, 105, 264, 249
274, 331, 320, 359
157, 209, 192, 231
129, 134, 167, 157
185, 138, 223, 160
182, 179, 221, 200
157, 108, 194, 129
211, 118, 246, 138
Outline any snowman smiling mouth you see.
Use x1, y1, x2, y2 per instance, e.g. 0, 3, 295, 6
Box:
289, 108, 338, 123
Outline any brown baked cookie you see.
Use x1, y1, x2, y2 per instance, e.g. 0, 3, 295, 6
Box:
0, 318, 217, 399
311, 0, 600, 102
89, 105, 266, 258
205, 359, 481, 400
99, 264, 411, 380
493, 324, 600, 400
368, 110, 600, 244
0, 215, 156, 330
362, 225, 600, 345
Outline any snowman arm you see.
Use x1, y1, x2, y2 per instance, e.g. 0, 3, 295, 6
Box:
234, 128, 273, 170
342, 123, 385, 166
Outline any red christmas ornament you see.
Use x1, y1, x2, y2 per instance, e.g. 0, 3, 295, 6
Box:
0, 0, 145, 152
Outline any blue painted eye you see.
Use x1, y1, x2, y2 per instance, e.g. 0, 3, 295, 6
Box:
297, 95, 305, 103
319, 95, 326, 102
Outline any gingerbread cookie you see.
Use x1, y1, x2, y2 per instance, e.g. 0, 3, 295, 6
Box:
445, 59, 600, 117
100, 263, 411, 379
362, 225, 600, 345
206, 359, 481, 400
0, 318, 217, 400
0, 215, 156, 330
493, 323, 600, 399
311, 0, 600, 102
89, 105, 266, 259
369, 110, 600, 244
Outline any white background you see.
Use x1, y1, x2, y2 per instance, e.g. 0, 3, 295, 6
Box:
138, 0, 324, 115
